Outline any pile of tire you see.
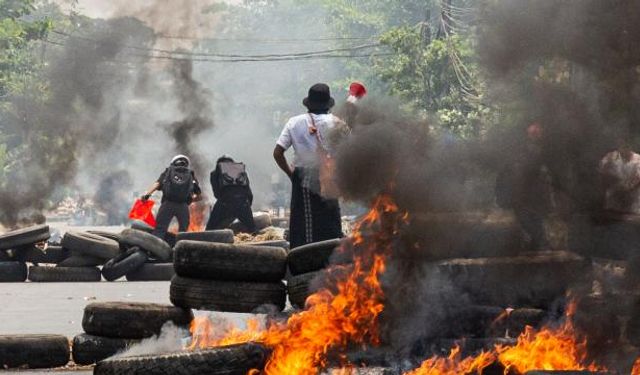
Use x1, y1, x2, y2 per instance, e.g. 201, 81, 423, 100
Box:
104, 228, 175, 282
72, 301, 193, 365
170, 234, 288, 313
0, 225, 52, 282
286, 238, 343, 309
28, 231, 121, 282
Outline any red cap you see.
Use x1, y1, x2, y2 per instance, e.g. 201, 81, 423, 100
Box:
349, 82, 367, 98
527, 122, 543, 140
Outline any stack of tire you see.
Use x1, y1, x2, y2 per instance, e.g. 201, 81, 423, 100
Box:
0, 225, 51, 282
169, 230, 289, 313
286, 238, 342, 309
72, 302, 193, 365
101, 228, 174, 282
28, 231, 120, 282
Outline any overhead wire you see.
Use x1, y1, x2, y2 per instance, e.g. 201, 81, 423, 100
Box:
50, 30, 382, 59
41, 38, 391, 64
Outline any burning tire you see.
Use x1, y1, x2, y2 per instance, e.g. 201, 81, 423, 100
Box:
175, 229, 235, 244
287, 238, 342, 276
94, 342, 270, 375
72, 334, 139, 365
82, 302, 193, 339
0, 261, 28, 282
62, 231, 120, 260
0, 334, 70, 369
28, 266, 101, 282
0, 225, 50, 251
119, 229, 172, 261
57, 255, 105, 267
126, 263, 175, 281
14, 245, 69, 264
437, 251, 591, 308
102, 248, 148, 282
174, 241, 287, 282
170, 275, 286, 313
286, 270, 323, 308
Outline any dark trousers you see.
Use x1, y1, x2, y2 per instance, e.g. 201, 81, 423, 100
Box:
152, 201, 190, 239
206, 198, 256, 233
289, 168, 342, 249
514, 206, 549, 250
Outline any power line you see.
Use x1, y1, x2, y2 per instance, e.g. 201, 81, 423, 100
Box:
154, 34, 375, 43
51, 30, 382, 59
42, 39, 391, 64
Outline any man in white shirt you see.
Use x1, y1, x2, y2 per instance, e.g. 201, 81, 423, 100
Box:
273, 83, 343, 248
599, 136, 640, 214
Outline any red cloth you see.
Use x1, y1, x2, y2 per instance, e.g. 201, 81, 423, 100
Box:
349, 82, 367, 98
128, 199, 157, 228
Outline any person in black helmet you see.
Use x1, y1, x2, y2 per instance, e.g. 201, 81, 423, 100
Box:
205, 155, 256, 233
142, 154, 202, 239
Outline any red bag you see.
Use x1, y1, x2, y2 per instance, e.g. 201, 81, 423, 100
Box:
128, 199, 157, 228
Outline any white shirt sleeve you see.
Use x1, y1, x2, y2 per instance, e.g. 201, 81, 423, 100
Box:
276, 120, 293, 150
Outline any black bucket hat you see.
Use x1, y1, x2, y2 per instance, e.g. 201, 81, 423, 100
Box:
303, 83, 335, 111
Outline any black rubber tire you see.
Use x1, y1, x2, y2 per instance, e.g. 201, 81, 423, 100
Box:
58, 255, 105, 267
62, 231, 120, 260
245, 240, 290, 250
94, 342, 270, 375
0, 225, 50, 251
120, 229, 171, 261
174, 241, 287, 282
72, 334, 139, 365
0, 250, 12, 261
82, 302, 193, 339
175, 229, 235, 244
170, 275, 286, 313
0, 334, 70, 369
28, 266, 101, 282
87, 231, 123, 243
102, 248, 148, 282
287, 270, 323, 308
126, 263, 175, 281
130, 221, 154, 233
14, 245, 69, 264
288, 238, 342, 275
0, 262, 28, 282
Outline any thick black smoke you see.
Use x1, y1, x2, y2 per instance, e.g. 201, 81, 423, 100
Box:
0, 17, 155, 227
165, 57, 214, 178
328, 0, 640, 362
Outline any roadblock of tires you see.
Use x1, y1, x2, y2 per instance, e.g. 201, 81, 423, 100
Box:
0, 225, 50, 282
72, 301, 193, 365
170, 240, 288, 312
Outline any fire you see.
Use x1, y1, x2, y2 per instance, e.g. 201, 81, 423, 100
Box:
404, 346, 496, 375
187, 201, 207, 232
187, 193, 607, 375
188, 194, 405, 375
405, 301, 605, 375
632, 358, 640, 375
495, 301, 602, 373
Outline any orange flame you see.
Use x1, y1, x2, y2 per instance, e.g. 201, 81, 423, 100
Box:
405, 301, 606, 375
632, 358, 640, 375
187, 194, 404, 375
187, 202, 207, 232
404, 346, 496, 375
